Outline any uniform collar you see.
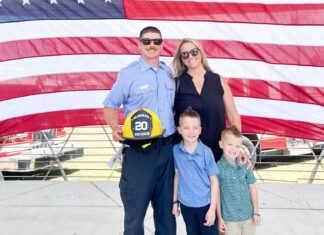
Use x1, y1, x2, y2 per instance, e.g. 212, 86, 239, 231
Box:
220, 154, 241, 169
179, 140, 204, 157
138, 57, 166, 72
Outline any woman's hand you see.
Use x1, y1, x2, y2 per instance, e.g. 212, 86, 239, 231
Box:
240, 149, 253, 170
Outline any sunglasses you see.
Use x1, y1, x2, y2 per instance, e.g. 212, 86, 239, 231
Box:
180, 48, 199, 60
140, 38, 163, 46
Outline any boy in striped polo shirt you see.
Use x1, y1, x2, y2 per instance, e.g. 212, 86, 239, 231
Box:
217, 126, 261, 235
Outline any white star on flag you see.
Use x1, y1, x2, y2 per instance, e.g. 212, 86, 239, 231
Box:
0, 0, 3, 7
77, 0, 85, 4
22, 0, 30, 6
50, 0, 58, 4
105, 0, 112, 3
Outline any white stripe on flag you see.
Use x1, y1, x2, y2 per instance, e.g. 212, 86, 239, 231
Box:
1, 91, 323, 125
1, 55, 323, 87
0, 55, 138, 81
1, 20, 324, 46
0, 90, 109, 121
235, 97, 324, 124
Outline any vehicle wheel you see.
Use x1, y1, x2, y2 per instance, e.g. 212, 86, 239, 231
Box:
242, 136, 258, 166
243, 134, 260, 155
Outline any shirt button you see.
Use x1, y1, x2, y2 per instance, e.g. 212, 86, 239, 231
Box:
233, 177, 236, 179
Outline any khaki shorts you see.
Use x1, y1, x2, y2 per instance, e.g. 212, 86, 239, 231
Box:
225, 218, 256, 235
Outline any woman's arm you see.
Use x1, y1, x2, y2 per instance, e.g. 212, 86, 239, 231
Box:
220, 77, 241, 131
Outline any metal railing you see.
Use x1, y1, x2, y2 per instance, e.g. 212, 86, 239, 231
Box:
0, 126, 323, 183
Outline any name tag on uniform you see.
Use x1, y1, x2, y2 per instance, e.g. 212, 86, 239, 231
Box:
139, 84, 149, 90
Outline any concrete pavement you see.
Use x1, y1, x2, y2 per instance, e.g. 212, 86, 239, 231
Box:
0, 182, 324, 235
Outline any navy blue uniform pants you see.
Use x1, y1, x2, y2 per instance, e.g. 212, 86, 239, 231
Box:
180, 203, 218, 235
119, 141, 176, 235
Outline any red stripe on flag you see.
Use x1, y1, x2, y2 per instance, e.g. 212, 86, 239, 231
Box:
0, 109, 124, 137
1, 73, 323, 106
242, 116, 324, 140
0, 72, 117, 101
0, 37, 140, 62
227, 78, 324, 106
2, 37, 324, 67
124, 1, 324, 25
200, 40, 324, 67
1, 110, 323, 140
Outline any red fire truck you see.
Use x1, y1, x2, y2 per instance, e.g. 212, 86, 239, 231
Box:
243, 134, 323, 164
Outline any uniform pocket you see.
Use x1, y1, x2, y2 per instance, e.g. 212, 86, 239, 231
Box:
165, 81, 175, 104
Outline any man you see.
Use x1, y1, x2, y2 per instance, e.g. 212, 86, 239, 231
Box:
103, 26, 176, 235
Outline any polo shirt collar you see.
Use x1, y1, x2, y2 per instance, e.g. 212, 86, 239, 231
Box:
179, 140, 204, 156
220, 154, 241, 169
138, 57, 166, 72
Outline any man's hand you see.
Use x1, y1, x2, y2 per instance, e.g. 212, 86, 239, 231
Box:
203, 208, 216, 226
112, 126, 123, 142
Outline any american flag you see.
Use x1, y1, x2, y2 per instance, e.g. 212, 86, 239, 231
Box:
0, 0, 323, 140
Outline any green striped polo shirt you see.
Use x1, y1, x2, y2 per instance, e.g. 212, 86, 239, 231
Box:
217, 155, 256, 222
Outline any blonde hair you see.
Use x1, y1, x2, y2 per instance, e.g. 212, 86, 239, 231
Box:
221, 126, 242, 140
172, 38, 212, 77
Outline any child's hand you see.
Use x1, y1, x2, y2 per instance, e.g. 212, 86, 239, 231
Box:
253, 214, 261, 225
172, 203, 180, 217
203, 209, 215, 226
218, 217, 226, 233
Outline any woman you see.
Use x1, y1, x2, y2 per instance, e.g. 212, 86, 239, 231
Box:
172, 38, 241, 162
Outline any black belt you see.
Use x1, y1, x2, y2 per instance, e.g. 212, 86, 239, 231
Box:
124, 133, 175, 153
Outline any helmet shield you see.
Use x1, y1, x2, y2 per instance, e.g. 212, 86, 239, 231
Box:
131, 109, 153, 139
123, 108, 163, 140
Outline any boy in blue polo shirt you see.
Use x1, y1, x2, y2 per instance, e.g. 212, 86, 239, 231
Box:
172, 107, 221, 235
217, 126, 261, 235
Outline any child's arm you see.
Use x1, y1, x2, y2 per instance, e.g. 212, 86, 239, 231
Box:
215, 176, 226, 233
204, 175, 217, 226
172, 170, 180, 217
249, 183, 261, 225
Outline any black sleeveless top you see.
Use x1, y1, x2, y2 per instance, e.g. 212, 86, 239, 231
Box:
174, 70, 225, 162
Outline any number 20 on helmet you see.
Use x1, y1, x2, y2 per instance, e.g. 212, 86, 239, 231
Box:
122, 108, 164, 140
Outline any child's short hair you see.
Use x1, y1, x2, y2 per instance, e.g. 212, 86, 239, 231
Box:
179, 107, 201, 125
221, 126, 242, 140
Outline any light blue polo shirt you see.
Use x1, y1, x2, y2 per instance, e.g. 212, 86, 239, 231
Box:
103, 57, 176, 137
173, 140, 219, 207
217, 155, 256, 222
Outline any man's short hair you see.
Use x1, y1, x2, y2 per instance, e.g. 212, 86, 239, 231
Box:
179, 106, 201, 126
221, 126, 242, 140
139, 26, 162, 38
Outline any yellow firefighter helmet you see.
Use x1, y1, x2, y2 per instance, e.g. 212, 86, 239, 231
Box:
122, 108, 164, 140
